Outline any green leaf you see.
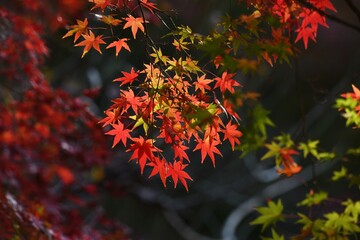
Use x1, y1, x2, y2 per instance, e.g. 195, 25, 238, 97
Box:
332, 167, 347, 181
296, 213, 313, 231
261, 228, 285, 240
250, 199, 284, 231
324, 212, 360, 234
297, 191, 328, 207
299, 140, 319, 159
261, 142, 281, 160
342, 199, 360, 223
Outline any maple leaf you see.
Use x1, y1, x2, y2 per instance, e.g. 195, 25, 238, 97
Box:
169, 161, 193, 191
147, 157, 168, 187
295, 27, 316, 49
277, 148, 302, 176
140, 0, 159, 14
194, 136, 222, 167
114, 68, 139, 86
128, 136, 160, 174
75, 30, 106, 58
106, 38, 131, 57
250, 199, 285, 231
123, 15, 145, 39
194, 74, 213, 93
105, 122, 131, 148
89, 0, 111, 11
54, 165, 75, 185
62, 18, 88, 43
222, 122, 242, 151
310, 0, 337, 12
214, 72, 241, 94
101, 15, 122, 26
172, 142, 190, 162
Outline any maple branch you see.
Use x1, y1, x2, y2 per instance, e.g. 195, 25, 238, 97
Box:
296, 0, 360, 33
344, 0, 360, 24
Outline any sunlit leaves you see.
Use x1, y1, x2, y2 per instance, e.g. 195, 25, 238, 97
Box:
62, 18, 88, 43
169, 161, 193, 191
75, 30, 106, 58
298, 191, 328, 207
251, 199, 285, 231
194, 136, 223, 167
123, 15, 145, 39
222, 122, 242, 150
106, 38, 130, 56
214, 71, 241, 94
113, 68, 139, 86
105, 122, 131, 147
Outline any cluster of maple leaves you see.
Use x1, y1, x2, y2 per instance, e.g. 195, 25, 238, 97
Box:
64, 0, 245, 191
0, 0, 341, 238
64, 0, 337, 191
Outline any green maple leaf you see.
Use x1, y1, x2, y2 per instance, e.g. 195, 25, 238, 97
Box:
297, 191, 328, 207
332, 167, 347, 181
324, 212, 360, 234
261, 228, 285, 240
299, 140, 319, 159
251, 199, 285, 231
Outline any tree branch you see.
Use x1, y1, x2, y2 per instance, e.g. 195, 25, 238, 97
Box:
344, 0, 360, 24
296, 0, 360, 33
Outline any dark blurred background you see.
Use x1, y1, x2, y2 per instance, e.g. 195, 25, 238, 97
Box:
45, 0, 360, 239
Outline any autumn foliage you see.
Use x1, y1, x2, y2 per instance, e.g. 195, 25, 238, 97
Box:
1, 0, 360, 239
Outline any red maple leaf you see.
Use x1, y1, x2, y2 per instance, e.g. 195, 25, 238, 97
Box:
295, 27, 316, 49
214, 72, 241, 94
277, 149, 302, 176
147, 157, 169, 187
127, 136, 160, 174
193, 136, 222, 167
172, 142, 190, 162
140, 0, 159, 14
310, 0, 337, 12
222, 122, 242, 151
106, 38, 131, 56
105, 122, 131, 148
114, 67, 139, 86
169, 161, 193, 191
123, 15, 145, 39
75, 30, 106, 58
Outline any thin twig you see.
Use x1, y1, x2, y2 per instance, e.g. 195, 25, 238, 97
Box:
344, 0, 360, 24
296, 0, 360, 33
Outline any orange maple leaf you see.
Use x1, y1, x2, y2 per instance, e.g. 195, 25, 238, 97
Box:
62, 18, 88, 43
75, 30, 106, 58
89, 0, 111, 11
194, 74, 213, 93
106, 38, 131, 56
123, 15, 145, 39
